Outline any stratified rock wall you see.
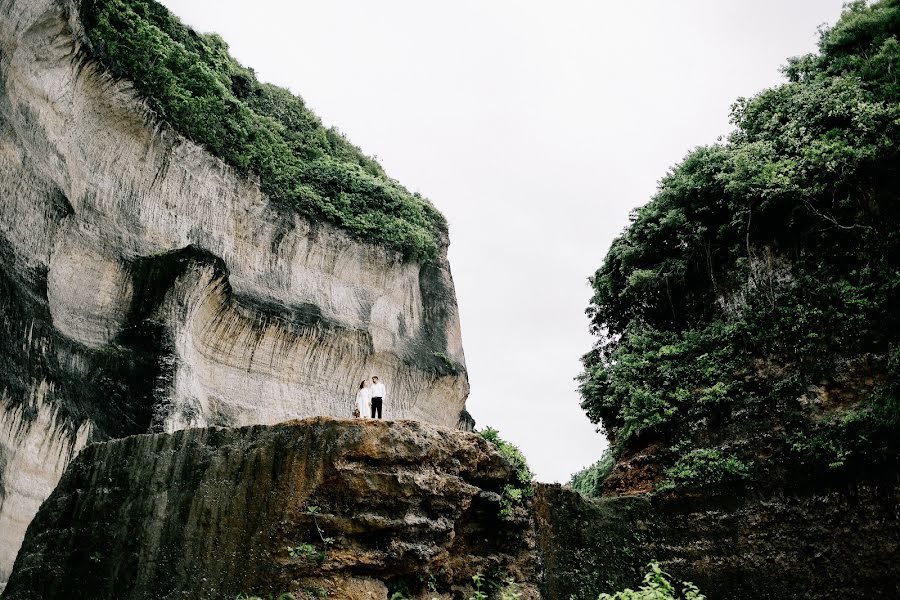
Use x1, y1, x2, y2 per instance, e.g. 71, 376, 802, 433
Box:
533, 481, 900, 600
0, 0, 468, 585
5, 419, 537, 600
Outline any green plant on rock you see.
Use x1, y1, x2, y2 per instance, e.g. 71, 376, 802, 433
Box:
499, 577, 524, 600
79, 0, 446, 261
416, 569, 439, 593
787, 358, 900, 471
658, 448, 751, 491
235, 594, 297, 600
287, 506, 334, 563
598, 561, 705, 600
478, 427, 533, 519
304, 586, 327, 599
286, 543, 324, 562
469, 573, 489, 600
305, 506, 335, 549
430, 351, 460, 375
466, 571, 523, 600
569, 446, 617, 497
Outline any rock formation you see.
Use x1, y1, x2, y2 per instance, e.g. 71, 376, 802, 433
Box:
8, 415, 900, 599
0, 0, 468, 586
5, 418, 538, 600
533, 480, 900, 599
561, 0, 900, 596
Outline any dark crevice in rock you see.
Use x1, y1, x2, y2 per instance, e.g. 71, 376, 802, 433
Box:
0, 233, 154, 442
409, 261, 464, 377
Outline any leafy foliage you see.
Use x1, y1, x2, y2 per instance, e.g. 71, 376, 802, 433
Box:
569, 447, 616, 497
469, 574, 489, 600
287, 543, 324, 562
479, 426, 534, 518
79, 0, 446, 261
286, 506, 334, 564
467, 573, 523, 600
579, 0, 900, 480
598, 561, 705, 600
787, 346, 900, 469
658, 448, 750, 491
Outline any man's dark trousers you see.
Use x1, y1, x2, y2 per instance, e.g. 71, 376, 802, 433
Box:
371, 397, 383, 419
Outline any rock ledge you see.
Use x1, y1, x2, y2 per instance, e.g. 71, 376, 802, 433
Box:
6, 418, 538, 600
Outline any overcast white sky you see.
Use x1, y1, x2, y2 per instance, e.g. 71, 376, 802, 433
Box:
160, 0, 847, 482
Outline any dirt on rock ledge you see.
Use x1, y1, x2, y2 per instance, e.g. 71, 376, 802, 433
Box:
4, 418, 540, 600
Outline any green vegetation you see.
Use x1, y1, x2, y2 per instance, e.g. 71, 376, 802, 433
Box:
578, 0, 900, 488
79, 0, 446, 261
304, 587, 327, 599
469, 574, 489, 600
467, 573, 523, 600
786, 346, 900, 469
598, 562, 705, 600
569, 447, 616, 497
430, 351, 461, 375
286, 543, 324, 562
478, 427, 534, 519
658, 448, 750, 491
287, 506, 334, 563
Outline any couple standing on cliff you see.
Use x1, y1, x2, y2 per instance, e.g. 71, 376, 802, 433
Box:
354, 376, 386, 419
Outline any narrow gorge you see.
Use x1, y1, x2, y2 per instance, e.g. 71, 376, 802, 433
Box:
2, 0, 899, 598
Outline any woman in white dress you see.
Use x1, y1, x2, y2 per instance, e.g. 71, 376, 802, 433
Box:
355, 380, 370, 418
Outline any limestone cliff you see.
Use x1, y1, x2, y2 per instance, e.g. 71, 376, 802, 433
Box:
5, 419, 538, 600
0, 0, 468, 586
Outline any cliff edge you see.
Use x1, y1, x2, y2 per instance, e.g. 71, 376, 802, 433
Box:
0, 0, 469, 586
5, 418, 538, 600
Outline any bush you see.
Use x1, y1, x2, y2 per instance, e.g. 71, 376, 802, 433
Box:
569, 447, 616, 497
659, 448, 751, 491
598, 562, 705, 600
479, 426, 533, 518
79, 0, 446, 261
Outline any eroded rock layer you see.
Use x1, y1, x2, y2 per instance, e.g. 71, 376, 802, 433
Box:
0, 0, 468, 585
5, 418, 537, 600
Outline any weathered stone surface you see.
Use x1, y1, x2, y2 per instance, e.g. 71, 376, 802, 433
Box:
533, 480, 900, 600
5, 418, 539, 600
0, 0, 469, 585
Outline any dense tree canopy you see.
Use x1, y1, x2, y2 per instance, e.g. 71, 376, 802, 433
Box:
577, 0, 900, 490
80, 0, 446, 261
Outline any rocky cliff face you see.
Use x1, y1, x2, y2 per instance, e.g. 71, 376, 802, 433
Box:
534, 479, 900, 599
7, 419, 899, 599
0, 0, 468, 586
5, 418, 538, 600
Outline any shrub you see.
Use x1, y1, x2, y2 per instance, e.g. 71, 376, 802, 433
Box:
659, 448, 751, 491
598, 561, 705, 600
79, 0, 446, 261
478, 427, 533, 518
569, 447, 616, 497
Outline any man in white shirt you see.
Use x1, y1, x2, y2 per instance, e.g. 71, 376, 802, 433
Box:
370, 376, 386, 419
